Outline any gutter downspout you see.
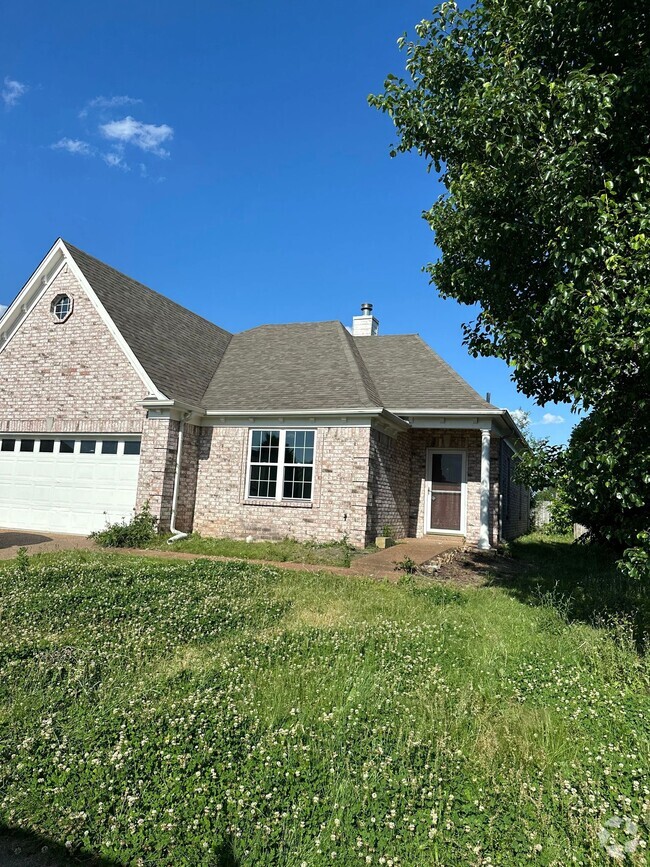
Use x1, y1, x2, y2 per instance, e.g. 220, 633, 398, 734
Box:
168, 413, 191, 544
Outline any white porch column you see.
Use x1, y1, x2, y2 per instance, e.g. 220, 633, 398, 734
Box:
478, 425, 491, 550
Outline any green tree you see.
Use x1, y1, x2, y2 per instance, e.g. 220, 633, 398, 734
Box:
370, 1, 650, 571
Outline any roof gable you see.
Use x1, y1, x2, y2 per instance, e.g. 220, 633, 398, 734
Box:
64, 242, 231, 406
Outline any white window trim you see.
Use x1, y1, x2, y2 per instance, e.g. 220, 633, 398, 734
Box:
51, 293, 74, 323
424, 448, 468, 536
245, 428, 316, 502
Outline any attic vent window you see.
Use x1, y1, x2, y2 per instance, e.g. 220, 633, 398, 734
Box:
51, 293, 73, 323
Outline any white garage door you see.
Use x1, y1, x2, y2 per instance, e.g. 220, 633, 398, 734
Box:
0, 435, 141, 535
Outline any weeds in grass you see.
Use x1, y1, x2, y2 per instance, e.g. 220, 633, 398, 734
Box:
394, 555, 418, 574
0, 545, 648, 865
499, 533, 650, 649
14, 546, 30, 578
147, 533, 357, 567
91, 502, 157, 548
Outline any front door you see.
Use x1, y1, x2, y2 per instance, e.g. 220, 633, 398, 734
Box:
426, 450, 466, 534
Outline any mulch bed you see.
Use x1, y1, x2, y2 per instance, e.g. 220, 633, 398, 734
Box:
422, 547, 527, 587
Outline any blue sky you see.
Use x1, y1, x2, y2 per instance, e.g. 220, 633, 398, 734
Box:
1, 0, 574, 443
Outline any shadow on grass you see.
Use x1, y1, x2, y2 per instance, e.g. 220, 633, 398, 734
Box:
0, 825, 120, 867
489, 535, 649, 650
0, 825, 241, 867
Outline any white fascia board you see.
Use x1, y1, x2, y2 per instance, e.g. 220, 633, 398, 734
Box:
0, 239, 167, 401
391, 408, 504, 416
204, 406, 384, 417
59, 242, 167, 400
405, 413, 500, 430
138, 398, 204, 425
139, 397, 205, 414
0, 239, 67, 353
398, 408, 531, 440
203, 406, 409, 432
500, 409, 529, 444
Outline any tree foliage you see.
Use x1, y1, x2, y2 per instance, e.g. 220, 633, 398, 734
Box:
513, 435, 564, 493
370, 0, 650, 409
370, 1, 650, 574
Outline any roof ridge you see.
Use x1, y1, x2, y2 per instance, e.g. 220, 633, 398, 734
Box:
335, 323, 382, 407
236, 320, 341, 334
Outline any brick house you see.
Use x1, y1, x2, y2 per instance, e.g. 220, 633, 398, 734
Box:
0, 239, 530, 547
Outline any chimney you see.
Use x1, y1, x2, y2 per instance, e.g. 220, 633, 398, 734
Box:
351, 302, 379, 337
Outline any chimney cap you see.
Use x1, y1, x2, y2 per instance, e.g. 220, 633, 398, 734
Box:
360, 302, 373, 316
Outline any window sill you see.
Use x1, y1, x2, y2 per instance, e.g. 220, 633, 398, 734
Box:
243, 498, 313, 509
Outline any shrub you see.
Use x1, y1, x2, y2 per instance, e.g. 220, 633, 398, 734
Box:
90, 502, 157, 548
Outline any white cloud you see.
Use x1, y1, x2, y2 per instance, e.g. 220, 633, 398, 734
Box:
102, 150, 129, 170
79, 95, 142, 118
540, 412, 565, 425
2, 77, 28, 108
0, 304, 7, 317
99, 116, 173, 157
51, 137, 93, 156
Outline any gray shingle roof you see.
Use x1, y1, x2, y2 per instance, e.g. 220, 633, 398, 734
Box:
65, 242, 231, 406
202, 322, 382, 411
62, 241, 495, 414
353, 334, 496, 411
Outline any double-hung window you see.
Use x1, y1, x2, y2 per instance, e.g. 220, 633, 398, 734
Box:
248, 429, 315, 501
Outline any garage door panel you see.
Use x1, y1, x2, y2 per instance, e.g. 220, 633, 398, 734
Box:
0, 437, 141, 534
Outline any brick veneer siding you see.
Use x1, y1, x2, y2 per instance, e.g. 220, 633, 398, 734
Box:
192, 425, 372, 547
499, 442, 531, 540
136, 417, 176, 530
501, 482, 531, 539
365, 428, 411, 540
0, 265, 145, 433
408, 429, 501, 546
136, 419, 202, 533
175, 422, 201, 533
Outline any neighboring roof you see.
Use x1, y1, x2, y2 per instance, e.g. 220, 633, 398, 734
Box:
64, 242, 232, 406
202, 321, 382, 411
354, 334, 496, 411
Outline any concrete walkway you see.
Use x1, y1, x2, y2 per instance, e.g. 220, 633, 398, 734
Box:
0, 530, 94, 560
352, 535, 465, 577
0, 529, 464, 580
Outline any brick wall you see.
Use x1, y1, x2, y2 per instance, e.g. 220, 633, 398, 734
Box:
136, 417, 177, 529
136, 419, 202, 534
499, 442, 531, 539
192, 425, 372, 547
175, 422, 201, 533
365, 428, 410, 540
0, 265, 145, 433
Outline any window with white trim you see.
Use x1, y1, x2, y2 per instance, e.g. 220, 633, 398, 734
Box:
51, 294, 73, 322
248, 429, 315, 501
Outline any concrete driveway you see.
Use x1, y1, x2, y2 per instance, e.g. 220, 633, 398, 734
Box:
0, 529, 93, 560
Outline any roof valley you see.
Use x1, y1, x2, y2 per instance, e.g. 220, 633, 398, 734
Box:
62, 240, 495, 414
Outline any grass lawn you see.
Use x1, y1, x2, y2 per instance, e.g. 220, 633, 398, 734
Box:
143, 534, 357, 568
1, 539, 648, 865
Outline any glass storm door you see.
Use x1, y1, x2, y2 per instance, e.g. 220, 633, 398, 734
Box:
427, 451, 465, 533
